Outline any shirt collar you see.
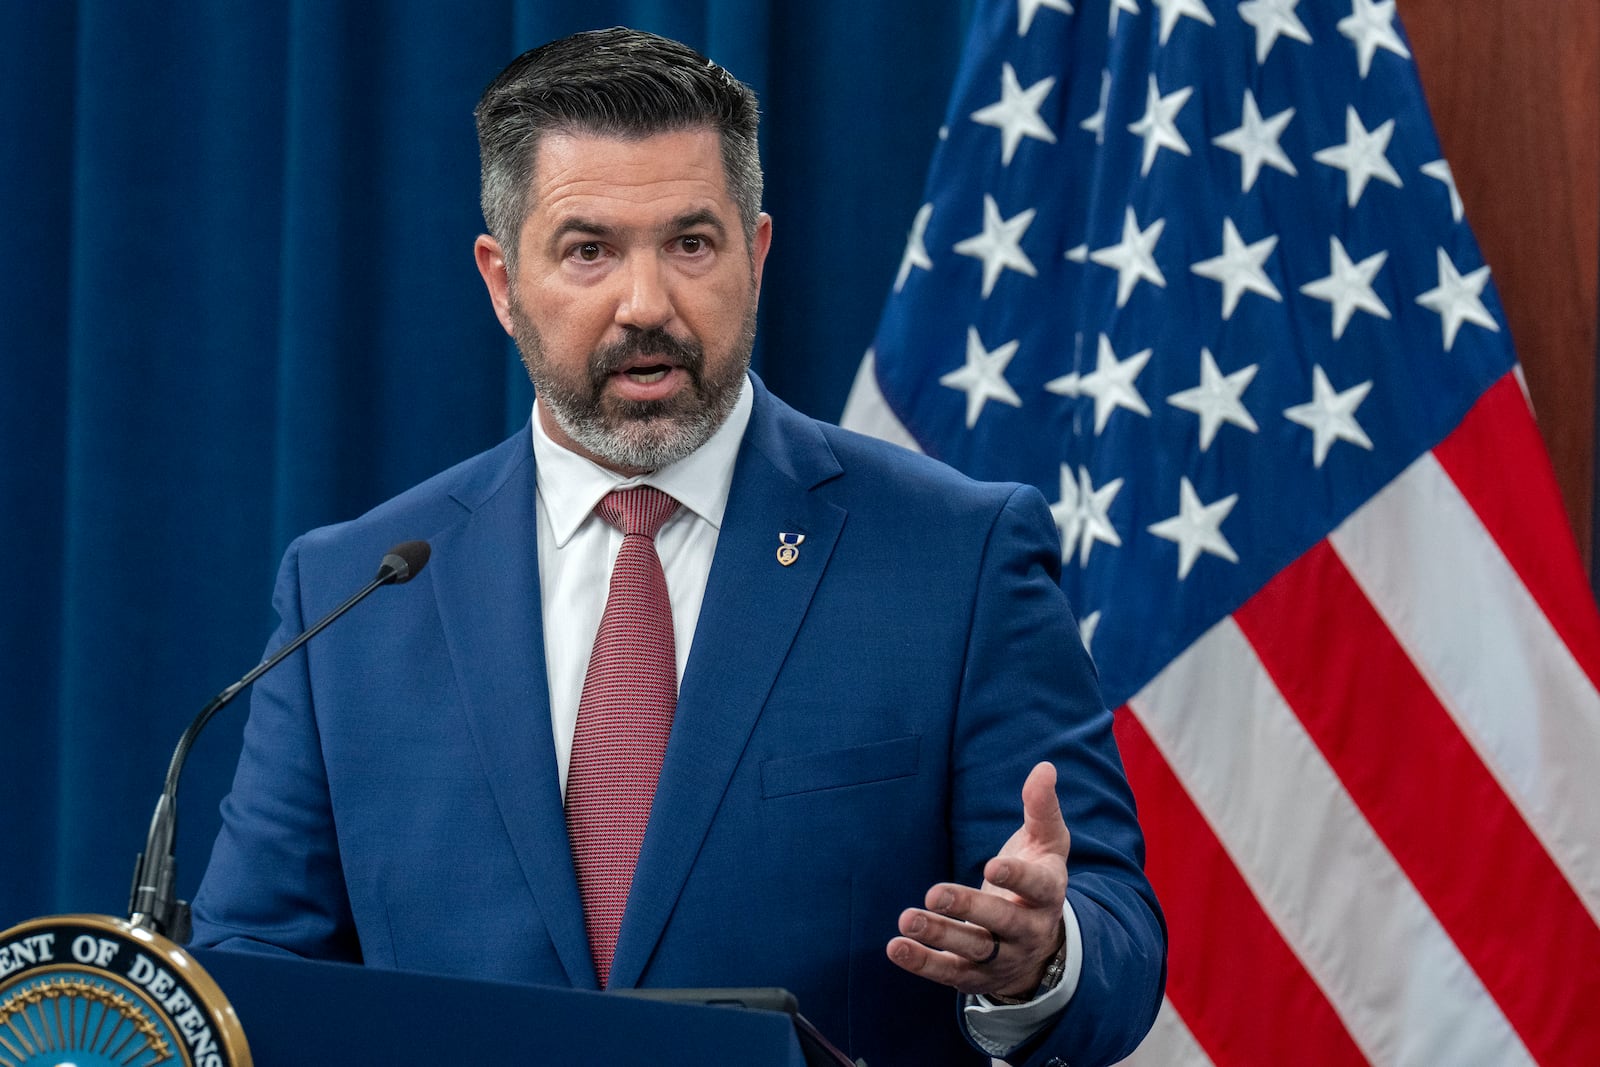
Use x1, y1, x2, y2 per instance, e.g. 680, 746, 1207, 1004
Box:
530, 375, 754, 548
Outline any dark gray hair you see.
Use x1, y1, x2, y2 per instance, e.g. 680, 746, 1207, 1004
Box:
474, 27, 763, 266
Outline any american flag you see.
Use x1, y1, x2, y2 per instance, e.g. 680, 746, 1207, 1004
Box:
841, 1, 1600, 1062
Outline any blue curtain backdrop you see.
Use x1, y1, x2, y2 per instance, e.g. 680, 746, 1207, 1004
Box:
0, 1, 976, 925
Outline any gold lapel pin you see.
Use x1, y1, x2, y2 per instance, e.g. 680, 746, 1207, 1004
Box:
777, 532, 805, 566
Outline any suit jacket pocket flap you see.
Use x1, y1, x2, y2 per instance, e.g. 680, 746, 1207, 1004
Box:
760, 735, 921, 798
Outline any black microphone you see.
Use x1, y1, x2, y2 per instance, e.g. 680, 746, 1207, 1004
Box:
128, 540, 432, 941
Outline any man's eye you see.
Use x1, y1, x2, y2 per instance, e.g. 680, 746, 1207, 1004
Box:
574, 243, 602, 262
679, 236, 705, 254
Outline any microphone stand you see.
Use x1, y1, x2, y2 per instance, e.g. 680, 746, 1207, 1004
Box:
128, 543, 429, 940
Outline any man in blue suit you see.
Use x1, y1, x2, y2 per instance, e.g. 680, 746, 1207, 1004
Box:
190, 27, 1164, 1066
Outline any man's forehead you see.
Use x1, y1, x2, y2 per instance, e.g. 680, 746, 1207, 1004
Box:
531, 127, 727, 186
525, 128, 735, 227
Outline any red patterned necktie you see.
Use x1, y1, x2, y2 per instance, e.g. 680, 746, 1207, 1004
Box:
566, 485, 681, 988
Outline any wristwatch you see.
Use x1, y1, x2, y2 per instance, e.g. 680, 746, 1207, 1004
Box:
987, 930, 1070, 1006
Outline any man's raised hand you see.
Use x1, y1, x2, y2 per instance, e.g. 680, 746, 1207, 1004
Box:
887, 761, 1070, 999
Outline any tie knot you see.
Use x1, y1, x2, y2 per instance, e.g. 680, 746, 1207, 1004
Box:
596, 486, 680, 539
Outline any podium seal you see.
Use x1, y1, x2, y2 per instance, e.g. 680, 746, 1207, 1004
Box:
0, 914, 250, 1067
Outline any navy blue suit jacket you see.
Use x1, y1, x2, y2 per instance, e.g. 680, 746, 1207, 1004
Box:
191, 378, 1164, 1066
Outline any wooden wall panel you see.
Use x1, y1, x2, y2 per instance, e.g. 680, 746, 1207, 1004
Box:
1399, 0, 1600, 565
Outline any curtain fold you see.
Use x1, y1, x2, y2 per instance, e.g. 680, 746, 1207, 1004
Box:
1, 0, 76, 922
1, 1, 973, 923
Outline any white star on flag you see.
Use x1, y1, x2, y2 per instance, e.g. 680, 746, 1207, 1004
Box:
1050, 463, 1085, 561
1051, 464, 1125, 566
1151, 0, 1214, 45
1081, 69, 1112, 144
1018, 0, 1074, 35
1076, 610, 1101, 659
1338, 0, 1412, 78
1299, 235, 1391, 340
1044, 332, 1087, 396
1128, 75, 1194, 176
1415, 247, 1499, 351
953, 194, 1038, 298
1190, 217, 1282, 319
940, 326, 1024, 427
1212, 89, 1297, 192
1110, 0, 1140, 35
1422, 159, 1466, 222
1167, 347, 1260, 450
1237, 0, 1313, 64
1284, 364, 1374, 467
1091, 207, 1167, 306
1045, 369, 1081, 396
1074, 465, 1125, 565
1313, 105, 1403, 208
894, 203, 934, 292
1148, 476, 1239, 579
971, 62, 1058, 166
1080, 333, 1153, 433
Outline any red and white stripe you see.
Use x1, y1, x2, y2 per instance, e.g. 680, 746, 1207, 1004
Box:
845, 365, 1600, 1064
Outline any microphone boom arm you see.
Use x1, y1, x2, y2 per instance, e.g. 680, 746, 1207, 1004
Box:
128, 541, 429, 940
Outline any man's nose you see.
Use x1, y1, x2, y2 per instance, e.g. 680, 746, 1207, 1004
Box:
615, 256, 674, 330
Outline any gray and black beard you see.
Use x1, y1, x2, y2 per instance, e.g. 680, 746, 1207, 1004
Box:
510, 306, 754, 471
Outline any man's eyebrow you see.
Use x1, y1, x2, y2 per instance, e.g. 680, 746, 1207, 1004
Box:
669, 209, 728, 239
547, 217, 617, 250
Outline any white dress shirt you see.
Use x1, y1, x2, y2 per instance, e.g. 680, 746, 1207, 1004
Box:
531, 377, 753, 798
528, 374, 1080, 1047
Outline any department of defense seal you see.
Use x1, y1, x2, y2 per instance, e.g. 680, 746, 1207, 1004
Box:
0, 915, 250, 1067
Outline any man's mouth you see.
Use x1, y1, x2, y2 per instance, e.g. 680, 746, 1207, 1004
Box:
623, 364, 673, 384
591, 330, 704, 398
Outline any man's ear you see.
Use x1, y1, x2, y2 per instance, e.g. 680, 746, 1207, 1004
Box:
750, 212, 773, 292
474, 235, 516, 336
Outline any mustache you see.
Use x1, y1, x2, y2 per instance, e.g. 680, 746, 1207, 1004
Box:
591, 328, 705, 381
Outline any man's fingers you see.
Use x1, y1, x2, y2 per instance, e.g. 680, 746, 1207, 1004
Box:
897, 907, 999, 962
886, 923, 1047, 998
886, 933, 1016, 995
921, 876, 1062, 939
983, 852, 1067, 907
1019, 760, 1071, 854
887, 934, 981, 989
925, 883, 1024, 936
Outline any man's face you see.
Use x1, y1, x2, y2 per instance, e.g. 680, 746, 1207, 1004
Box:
476, 127, 772, 473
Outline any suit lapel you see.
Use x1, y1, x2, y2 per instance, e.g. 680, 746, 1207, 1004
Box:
608, 385, 845, 988
428, 436, 597, 989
